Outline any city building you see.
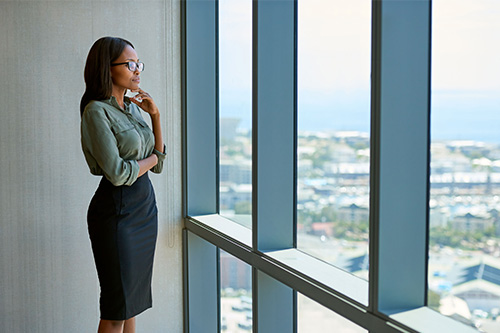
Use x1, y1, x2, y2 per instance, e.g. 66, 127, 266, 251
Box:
452, 213, 494, 233
337, 203, 369, 224
220, 252, 252, 291
453, 260, 500, 313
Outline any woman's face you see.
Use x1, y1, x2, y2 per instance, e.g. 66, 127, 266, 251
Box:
110, 45, 141, 92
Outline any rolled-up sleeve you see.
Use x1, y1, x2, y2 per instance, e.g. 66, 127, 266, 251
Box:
81, 107, 139, 186
151, 145, 167, 174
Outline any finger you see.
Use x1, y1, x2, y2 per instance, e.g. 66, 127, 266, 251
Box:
131, 90, 151, 98
130, 94, 142, 101
130, 98, 141, 106
131, 92, 147, 99
134, 88, 149, 95
139, 89, 152, 98
132, 95, 152, 103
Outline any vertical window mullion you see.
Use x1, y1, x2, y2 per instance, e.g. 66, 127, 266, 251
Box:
370, 0, 432, 314
184, 0, 219, 331
253, 0, 296, 251
255, 270, 295, 333
253, 0, 297, 331
185, 231, 219, 332
185, 0, 218, 217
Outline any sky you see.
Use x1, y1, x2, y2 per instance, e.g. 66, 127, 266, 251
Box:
218, 0, 500, 143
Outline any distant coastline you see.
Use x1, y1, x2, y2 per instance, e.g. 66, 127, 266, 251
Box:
221, 109, 500, 144
220, 90, 500, 143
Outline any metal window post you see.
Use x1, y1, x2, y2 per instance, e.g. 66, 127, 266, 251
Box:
253, 0, 297, 331
369, 0, 431, 315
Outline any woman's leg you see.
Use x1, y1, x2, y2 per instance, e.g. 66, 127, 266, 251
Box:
123, 317, 136, 333
98, 319, 124, 333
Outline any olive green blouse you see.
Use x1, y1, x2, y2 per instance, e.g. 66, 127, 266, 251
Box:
81, 96, 166, 186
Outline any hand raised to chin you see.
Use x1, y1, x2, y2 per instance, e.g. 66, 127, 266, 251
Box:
130, 88, 159, 116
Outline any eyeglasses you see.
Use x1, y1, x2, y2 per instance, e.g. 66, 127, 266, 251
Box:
110, 61, 145, 72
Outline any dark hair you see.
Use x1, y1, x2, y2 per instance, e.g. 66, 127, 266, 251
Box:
80, 37, 134, 116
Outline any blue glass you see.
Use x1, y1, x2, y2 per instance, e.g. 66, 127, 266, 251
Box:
218, 0, 252, 228
428, 1, 500, 331
296, 0, 371, 280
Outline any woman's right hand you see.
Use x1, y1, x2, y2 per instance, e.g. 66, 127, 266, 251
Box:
137, 154, 158, 178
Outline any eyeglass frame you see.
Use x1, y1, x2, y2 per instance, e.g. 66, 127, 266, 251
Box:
110, 61, 145, 72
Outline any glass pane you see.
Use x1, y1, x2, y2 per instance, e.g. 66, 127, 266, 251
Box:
296, 0, 371, 280
218, 0, 252, 229
298, 293, 367, 332
428, 1, 500, 332
220, 249, 252, 332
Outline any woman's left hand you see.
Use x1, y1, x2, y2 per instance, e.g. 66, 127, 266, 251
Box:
130, 88, 159, 117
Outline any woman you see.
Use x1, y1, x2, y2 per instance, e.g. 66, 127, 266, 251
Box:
80, 37, 166, 333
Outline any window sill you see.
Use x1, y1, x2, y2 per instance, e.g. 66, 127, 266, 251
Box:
186, 214, 371, 327
389, 307, 478, 332
186, 214, 367, 307
185, 215, 478, 332
186, 214, 252, 248
264, 248, 368, 307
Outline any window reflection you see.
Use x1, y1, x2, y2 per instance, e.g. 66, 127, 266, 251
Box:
429, 1, 500, 332
220, 250, 252, 332
296, 0, 371, 280
298, 293, 367, 332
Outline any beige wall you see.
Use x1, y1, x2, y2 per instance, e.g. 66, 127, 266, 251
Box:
0, 1, 183, 331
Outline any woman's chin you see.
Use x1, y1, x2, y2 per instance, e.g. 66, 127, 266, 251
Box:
131, 81, 140, 89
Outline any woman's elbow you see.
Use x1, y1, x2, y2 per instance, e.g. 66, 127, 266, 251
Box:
106, 162, 139, 186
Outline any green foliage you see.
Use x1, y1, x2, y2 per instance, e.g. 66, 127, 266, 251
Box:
353, 141, 369, 150
298, 206, 368, 241
321, 206, 337, 221
234, 201, 252, 215
427, 290, 441, 311
484, 225, 496, 238
220, 138, 250, 159
333, 220, 369, 241
465, 150, 483, 160
430, 227, 465, 248
302, 145, 332, 169
430, 225, 498, 250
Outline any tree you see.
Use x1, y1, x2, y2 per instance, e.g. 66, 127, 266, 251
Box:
234, 201, 252, 215
427, 290, 441, 311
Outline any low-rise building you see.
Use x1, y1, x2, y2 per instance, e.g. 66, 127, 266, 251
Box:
452, 212, 494, 233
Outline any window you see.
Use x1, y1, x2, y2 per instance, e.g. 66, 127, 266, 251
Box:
219, 0, 253, 228
184, 0, 481, 332
220, 250, 252, 332
297, 0, 371, 279
298, 293, 367, 333
428, 1, 500, 332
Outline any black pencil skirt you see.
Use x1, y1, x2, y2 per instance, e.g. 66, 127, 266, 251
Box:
87, 172, 158, 320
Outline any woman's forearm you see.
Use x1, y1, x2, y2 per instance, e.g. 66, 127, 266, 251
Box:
137, 154, 158, 177
135, 110, 164, 178
150, 113, 164, 152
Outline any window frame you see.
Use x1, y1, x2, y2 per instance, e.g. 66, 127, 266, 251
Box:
182, 0, 478, 332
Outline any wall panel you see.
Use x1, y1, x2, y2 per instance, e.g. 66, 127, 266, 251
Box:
0, 1, 183, 332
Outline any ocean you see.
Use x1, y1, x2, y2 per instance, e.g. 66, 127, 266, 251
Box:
219, 90, 500, 144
